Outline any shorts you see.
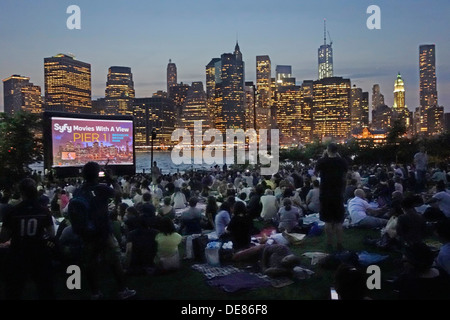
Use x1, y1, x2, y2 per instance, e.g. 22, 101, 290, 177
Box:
319, 195, 345, 224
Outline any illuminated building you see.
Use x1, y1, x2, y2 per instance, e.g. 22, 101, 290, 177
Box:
392, 73, 411, 129
244, 81, 256, 130
444, 113, 450, 133
133, 97, 176, 148
419, 45, 439, 135
256, 56, 272, 129
206, 43, 245, 133
318, 20, 333, 80
206, 58, 221, 127
371, 104, 392, 131
256, 56, 271, 109
181, 81, 209, 134
350, 86, 369, 130
275, 65, 293, 87
167, 59, 177, 95
351, 127, 388, 147
104, 66, 135, 116
372, 84, 385, 112
274, 85, 302, 144
3, 75, 42, 114
44, 53, 91, 113
312, 77, 351, 141
169, 82, 190, 126
426, 105, 444, 135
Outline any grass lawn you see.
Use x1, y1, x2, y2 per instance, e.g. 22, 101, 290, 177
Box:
22, 226, 409, 301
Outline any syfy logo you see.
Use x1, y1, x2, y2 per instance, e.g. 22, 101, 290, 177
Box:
54, 123, 73, 133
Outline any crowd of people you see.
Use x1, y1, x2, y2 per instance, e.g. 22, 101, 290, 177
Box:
0, 143, 450, 300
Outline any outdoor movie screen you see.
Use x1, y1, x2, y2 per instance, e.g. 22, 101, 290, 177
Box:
51, 116, 134, 168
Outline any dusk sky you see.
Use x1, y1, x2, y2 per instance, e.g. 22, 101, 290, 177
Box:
1, 0, 449, 113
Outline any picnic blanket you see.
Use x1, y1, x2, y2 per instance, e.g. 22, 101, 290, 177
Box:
207, 272, 272, 293
192, 263, 296, 290
191, 263, 242, 280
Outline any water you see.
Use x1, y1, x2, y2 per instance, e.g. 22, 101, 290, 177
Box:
136, 151, 215, 174
31, 151, 215, 175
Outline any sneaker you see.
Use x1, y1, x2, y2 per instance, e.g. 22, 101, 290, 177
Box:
118, 288, 136, 300
90, 292, 104, 300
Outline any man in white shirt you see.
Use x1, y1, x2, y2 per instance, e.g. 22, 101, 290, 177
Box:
426, 181, 450, 218
260, 189, 279, 221
348, 189, 388, 229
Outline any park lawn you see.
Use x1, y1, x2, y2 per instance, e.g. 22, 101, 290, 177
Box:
33, 227, 407, 301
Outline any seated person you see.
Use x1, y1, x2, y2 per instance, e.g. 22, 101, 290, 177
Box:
125, 216, 158, 275
435, 218, 450, 276
305, 180, 320, 214
397, 195, 427, 246
396, 242, 450, 300
155, 217, 182, 272
334, 263, 370, 300
215, 202, 232, 239
171, 188, 187, 210
178, 197, 203, 235
348, 189, 388, 229
277, 198, 301, 233
158, 196, 175, 219
260, 189, 279, 221
226, 201, 253, 251
425, 181, 450, 219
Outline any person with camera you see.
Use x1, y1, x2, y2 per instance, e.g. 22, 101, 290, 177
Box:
74, 161, 136, 300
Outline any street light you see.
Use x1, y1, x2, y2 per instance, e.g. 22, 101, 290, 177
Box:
151, 128, 157, 171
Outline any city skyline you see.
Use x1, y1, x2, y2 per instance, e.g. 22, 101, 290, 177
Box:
1, 0, 450, 114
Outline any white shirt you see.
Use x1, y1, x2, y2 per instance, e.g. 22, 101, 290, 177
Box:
348, 196, 370, 225
260, 195, 278, 220
432, 191, 450, 217
394, 182, 404, 194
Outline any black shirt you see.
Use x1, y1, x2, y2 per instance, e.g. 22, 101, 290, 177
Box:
2, 199, 53, 250
315, 156, 348, 195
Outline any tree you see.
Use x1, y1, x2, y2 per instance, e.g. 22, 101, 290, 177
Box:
387, 119, 406, 145
0, 112, 43, 188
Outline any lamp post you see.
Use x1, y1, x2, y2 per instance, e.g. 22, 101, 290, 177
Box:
151, 128, 157, 171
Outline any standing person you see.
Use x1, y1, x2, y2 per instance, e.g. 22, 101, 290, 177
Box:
314, 143, 348, 252
414, 145, 428, 193
73, 162, 136, 300
0, 178, 55, 300
151, 161, 161, 184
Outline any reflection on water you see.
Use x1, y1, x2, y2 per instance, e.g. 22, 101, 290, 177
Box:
31, 151, 216, 175
137, 151, 214, 174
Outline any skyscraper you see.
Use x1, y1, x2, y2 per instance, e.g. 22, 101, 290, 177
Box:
275, 65, 293, 86
104, 66, 135, 116
372, 84, 385, 112
205, 58, 221, 127
3, 75, 42, 114
350, 86, 369, 130
275, 84, 303, 143
207, 43, 245, 133
312, 77, 351, 141
44, 53, 91, 113
133, 97, 176, 147
372, 104, 393, 131
318, 20, 333, 80
419, 44, 439, 135
392, 73, 411, 129
181, 81, 209, 134
167, 59, 177, 95
244, 81, 257, 130
256, 55, 272, 110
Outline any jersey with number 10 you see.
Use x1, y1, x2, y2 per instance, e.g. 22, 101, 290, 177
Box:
3, 200, 53, 249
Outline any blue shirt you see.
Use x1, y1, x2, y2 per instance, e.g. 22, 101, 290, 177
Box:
214, 210, 231, 238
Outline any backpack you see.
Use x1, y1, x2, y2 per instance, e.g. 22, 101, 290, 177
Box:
68, 186, 100, 239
